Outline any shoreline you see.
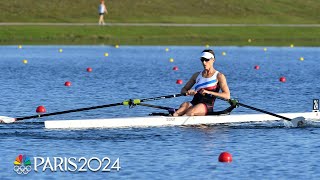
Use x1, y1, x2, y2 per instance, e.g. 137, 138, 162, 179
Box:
1, 25, 319, 46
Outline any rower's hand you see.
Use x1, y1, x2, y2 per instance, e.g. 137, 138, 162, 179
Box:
198, 89, 209, 95
186, 90, 197, 96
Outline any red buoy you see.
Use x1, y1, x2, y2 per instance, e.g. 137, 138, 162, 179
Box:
218, 152, 232, 163
36, 106, 46, 113
87, 67, 92, 72
65, 81, 71, 86
279, 77, 286, 82
173, 66, 178, 71
176, 79, 183, 84
254, 65, 260, 70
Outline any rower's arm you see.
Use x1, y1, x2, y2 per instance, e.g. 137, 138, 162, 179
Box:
181, 72, 199, 94
206, 73, 231, 100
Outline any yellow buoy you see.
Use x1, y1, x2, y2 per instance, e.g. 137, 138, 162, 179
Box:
222, 52, 226, 56
300, 57, 304, 61
104, 53, 109, 57
59, 48, 63, 53
290, 44, 294, 48
23, 59, 28, 64
205, 44, 210, 48
263, 48, 267, 51
115, 45, 119, 48
169, 58, 174, 62
18, 45, 22, 49
165, 48, 169, 52
248, 39, 252, 43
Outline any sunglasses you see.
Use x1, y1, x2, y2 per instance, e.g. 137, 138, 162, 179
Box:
200, 57, 211, 62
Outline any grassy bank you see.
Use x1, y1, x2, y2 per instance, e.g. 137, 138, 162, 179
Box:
0, 0, 319, 45
1, 0, 319, 24
1, 26, 319, 46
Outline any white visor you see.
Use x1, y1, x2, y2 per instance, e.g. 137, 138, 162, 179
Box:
201, 52, 215, 59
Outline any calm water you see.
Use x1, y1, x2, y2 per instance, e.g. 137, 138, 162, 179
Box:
0, 46, 319, 179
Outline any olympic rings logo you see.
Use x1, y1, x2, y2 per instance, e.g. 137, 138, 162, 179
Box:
13, 165, 32, 174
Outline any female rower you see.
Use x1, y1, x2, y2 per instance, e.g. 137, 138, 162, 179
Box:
173, 49, 234, 116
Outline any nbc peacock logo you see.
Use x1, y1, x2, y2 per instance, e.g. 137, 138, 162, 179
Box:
13, 154, 32, 174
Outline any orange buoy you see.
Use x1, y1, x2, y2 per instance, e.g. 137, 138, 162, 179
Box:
218, 152, 232, 163
176, 79, 183, 84
254, 65, 260, 70
65, 81, 71, 86
36, 106, 46, 113
279, 77, 286, 82
173, 66, 178, 71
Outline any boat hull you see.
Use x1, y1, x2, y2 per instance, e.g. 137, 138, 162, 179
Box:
44, 112, 320, 129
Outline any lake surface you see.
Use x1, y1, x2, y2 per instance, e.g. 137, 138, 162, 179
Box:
0, 46, 319, 179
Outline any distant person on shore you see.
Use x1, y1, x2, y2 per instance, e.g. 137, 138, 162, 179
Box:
98, 0, 108, 25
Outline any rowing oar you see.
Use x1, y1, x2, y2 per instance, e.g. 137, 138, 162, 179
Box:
224, 98, 306, 127
0, 93, 186, 124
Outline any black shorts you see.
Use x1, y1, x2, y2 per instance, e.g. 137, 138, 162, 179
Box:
190, 94, 214, 115
99, 13, 104, 15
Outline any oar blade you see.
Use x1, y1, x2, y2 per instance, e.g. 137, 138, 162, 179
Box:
0, 116, 16, 124
290, 116, 306, 128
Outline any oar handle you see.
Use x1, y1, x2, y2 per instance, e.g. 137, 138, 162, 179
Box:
140, 93, 186, 102
15, 93, 186, 121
